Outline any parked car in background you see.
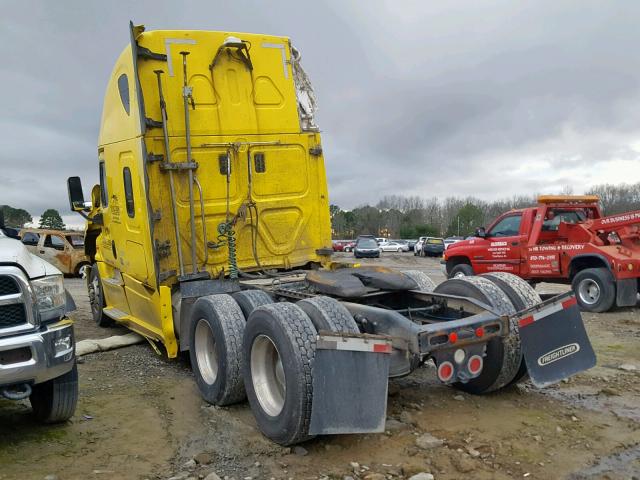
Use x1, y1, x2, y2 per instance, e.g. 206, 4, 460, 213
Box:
343, 240, 356, 252
404, 239, 418, 251
421, 237, 445, 257
332, 240, 348, 252
20, 229, 90, 277
379, 241, 410, 252
414, 236, 426, 256
354, 236, 381, 258
375, 237, 385, 244
444, 236, 464, 250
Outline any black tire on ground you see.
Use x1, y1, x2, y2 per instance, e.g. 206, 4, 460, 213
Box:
296, 296, 359, 333
449, 263, 474, 278
572, 267, 616, 312
482, 272, 543, 386
87, 264, 112, 327
30, 364, 78, 423
434, 276, 520, 394
243, 303, 317, 445
189, 294, 246, 406
232, 290, 274, 320
401, 270, 437, 292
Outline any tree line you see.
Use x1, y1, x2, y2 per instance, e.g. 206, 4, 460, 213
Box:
330, 182, 640, 239
0, 205, 66, 230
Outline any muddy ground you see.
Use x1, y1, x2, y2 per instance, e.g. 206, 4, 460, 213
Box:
0, 253, 638, 480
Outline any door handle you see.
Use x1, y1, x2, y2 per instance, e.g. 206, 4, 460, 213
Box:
39, 250, 45, 254
511, 242, 519, 246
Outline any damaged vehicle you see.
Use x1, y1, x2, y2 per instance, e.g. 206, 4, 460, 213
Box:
66, 22, 596, 446
20, 228, 90, 277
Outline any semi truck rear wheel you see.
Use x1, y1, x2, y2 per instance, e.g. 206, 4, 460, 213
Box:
243, 303, 317, 445
401, 270, 436, 292
572, 267, 616, 313
30, 364, 78, 423
434, 276, 520, 394
297, 296, 359, 333
189, 294, 246, 406
87, 265, 111, 327
482, 272, 542, 386
232, 290, 274, 319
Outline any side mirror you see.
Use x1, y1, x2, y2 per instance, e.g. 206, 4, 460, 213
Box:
67, 177, 87, 211
475, 227, 487, 238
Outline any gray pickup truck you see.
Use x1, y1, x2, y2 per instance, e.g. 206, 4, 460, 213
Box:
0, 222, 78, 423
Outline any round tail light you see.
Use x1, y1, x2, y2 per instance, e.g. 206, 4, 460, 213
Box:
437, 361, 454, 382
468, 355, 483, 375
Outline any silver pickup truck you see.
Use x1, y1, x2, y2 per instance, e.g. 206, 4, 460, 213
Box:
0, 224, 77, 423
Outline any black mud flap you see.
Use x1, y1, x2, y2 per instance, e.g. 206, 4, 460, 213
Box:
519, 294, 596, 387
309, 333, 391, 435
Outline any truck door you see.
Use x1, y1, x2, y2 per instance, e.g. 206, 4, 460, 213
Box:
40, 234, 72, 274
477, 213, 523, 274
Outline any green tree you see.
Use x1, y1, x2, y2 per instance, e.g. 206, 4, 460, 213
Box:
39, 209, 66, 230
447, 203, 484, 237
0, 205, 32, 228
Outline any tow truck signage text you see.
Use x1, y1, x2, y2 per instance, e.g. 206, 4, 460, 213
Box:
529, 244, 585, 252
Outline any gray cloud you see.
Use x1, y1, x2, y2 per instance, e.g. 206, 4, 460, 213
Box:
2, 0, 640, 222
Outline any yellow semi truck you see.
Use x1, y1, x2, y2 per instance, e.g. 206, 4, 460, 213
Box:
68, 23, 596, 446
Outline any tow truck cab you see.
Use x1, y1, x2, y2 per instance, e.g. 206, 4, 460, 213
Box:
444, 195, 640, 312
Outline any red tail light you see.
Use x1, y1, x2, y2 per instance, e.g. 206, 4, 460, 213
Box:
448, 332, 458, 344
475, 327, 485, 338
437, 361, 454, 382
468, 355, 483, 375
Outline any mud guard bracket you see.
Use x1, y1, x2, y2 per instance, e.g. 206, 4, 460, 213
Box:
309, 333, 391, 435
519, 294, 596, 387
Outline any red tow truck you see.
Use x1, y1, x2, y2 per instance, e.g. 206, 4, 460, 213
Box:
443, 195, 640, 312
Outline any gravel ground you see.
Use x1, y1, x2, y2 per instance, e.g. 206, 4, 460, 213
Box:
0, 253, 638, 480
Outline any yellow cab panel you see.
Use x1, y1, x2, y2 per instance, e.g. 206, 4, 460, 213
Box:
90, 25, 331, 355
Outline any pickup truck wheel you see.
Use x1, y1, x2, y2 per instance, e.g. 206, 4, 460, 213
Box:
87, 265, 112, 327
232, 290, 274, 319
482, 272, 543, 386
434, 276, 520, 394
243, 303, 317, 445
189, 294, 246, 405
297, 296, 359, 333
449, 263, 474, 278
401, 270, 436, 292
30, 364, 78, 423
572, 268, 616, 313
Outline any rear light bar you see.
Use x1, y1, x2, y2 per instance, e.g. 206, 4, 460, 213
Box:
519, 296, 577, 328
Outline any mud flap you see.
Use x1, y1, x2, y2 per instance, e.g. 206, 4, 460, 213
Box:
309, 334, 391, 435
519, 295, 596, 387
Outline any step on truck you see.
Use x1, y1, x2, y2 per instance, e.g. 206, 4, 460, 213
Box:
0, 213, 78, 423
443, 195, 640, 312
67, 23, 596, 445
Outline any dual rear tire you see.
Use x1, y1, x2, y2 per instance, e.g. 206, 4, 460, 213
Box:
189, 292, 356, 445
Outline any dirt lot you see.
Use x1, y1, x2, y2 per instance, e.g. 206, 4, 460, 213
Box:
1, 253, 639, 480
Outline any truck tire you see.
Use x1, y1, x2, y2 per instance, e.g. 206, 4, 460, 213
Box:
482, 272, 542, 386
449, 263, 474, 278
572, 267, 616, 313
401, 270, 436, 292
232, 290, 274, 319
87, 264, 112, 327
30, 364, 78, 423
434, 276, 520, 394
189, 294, 246, 406
297, 296, 359, 333
243, 303, 317, 445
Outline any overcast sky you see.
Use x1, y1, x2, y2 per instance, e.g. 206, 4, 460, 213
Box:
2, 1, 640, 227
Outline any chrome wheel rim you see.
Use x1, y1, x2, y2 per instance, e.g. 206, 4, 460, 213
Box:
194, 319, 219, 385
251, 335, 285, 417
578, 278, 601, 305
453, 271, 467, 278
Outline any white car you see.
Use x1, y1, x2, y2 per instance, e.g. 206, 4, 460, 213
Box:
379, 241, 409, 252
